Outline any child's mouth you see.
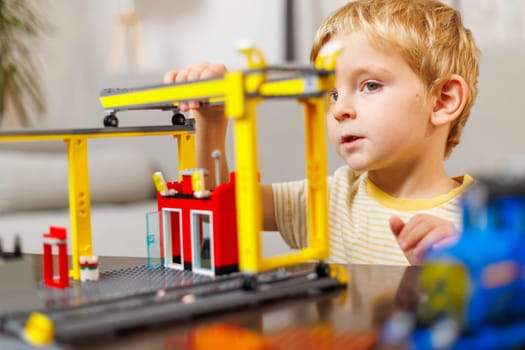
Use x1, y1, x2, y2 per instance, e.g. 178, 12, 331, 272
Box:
340, 135, 363, 150
341, 135, 362, 143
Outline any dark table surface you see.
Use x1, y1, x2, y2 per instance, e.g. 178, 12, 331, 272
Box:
8, 256, 415, 349
83, 258, 411, 349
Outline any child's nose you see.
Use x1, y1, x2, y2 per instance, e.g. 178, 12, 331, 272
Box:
331, 92, 356, 121
333, 108, 356, 122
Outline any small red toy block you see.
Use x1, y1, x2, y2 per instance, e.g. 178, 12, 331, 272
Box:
42, 226, 69, 289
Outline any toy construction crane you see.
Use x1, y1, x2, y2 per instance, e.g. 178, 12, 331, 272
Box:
0, 44, 346, 349
100, 42, 342, 275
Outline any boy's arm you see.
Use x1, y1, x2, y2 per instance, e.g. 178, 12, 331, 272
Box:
164, 64, 229, 187
262, 185, 278, 231
192, 108, 229, 188
164, 64, 278, 230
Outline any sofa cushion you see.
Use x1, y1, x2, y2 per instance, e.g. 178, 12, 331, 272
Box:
0, 147, 156, 213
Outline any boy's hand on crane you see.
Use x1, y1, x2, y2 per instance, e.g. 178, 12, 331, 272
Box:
163, 62, 227, 112
389, 214, 459, 265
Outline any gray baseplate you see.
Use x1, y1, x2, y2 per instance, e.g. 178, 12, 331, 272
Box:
1, 262, 344, 347
36, 265, 215, 310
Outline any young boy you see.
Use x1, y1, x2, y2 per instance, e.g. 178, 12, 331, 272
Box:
164, 0, 480, 265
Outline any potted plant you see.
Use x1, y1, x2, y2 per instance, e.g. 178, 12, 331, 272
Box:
0, 0, 47, 127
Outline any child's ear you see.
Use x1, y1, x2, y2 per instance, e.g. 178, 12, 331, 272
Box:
431, 74, 469, 126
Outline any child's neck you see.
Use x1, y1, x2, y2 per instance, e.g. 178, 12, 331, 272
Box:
367, 164, 459, 199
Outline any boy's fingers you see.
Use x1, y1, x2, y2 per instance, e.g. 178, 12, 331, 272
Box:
392, 216, 429, 251
399, 217, 434, 248
201, 64, 228, 79
389, 216, 405, 236
164, 63, 228, 112
163, 70, 177, 84
412, 228, 447, 257
175, 69, 189, 83
432, 234, 459, 250
179, 101, 189, 112
188, 101, 201, 110
187, 67, 207, 82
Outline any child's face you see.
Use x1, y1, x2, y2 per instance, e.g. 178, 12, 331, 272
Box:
326, 31, 434, 173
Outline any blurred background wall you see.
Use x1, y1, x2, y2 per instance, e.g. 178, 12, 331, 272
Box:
14, 0, 524, 179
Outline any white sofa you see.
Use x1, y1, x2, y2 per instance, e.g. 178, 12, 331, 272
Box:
0, 144, 160, 257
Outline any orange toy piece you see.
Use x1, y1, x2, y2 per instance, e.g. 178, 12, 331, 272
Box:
191, 324, 272, 350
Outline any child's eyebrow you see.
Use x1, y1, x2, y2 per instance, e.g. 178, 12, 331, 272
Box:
348, 64, 392, 77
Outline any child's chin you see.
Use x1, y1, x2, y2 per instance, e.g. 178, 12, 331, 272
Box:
340, 154, 366, 169
345, 160, 370, 172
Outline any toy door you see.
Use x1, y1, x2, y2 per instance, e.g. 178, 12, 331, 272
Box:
146, 211, 161, 267
162, 208, 183, 269
190, 210, 214, 275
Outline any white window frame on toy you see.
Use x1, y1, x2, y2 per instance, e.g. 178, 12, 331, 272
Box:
190, 210, 214, 276
162, 208, 184, 270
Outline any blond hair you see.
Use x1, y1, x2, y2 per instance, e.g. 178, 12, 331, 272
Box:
311, 0, 480, 158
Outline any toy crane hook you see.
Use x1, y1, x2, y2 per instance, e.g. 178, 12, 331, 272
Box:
314, 41, 343, 71
234, 39, 267, 69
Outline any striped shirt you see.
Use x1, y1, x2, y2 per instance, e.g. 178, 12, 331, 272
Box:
272, 165, 475, 265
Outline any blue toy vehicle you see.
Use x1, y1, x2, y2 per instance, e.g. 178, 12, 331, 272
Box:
382, 177, 525, 349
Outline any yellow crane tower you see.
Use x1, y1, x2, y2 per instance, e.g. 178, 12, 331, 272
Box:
99, 42, 343, 275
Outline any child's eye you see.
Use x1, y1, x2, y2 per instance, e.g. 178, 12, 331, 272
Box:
363, 81, 381, 92
328, 91, 338, 103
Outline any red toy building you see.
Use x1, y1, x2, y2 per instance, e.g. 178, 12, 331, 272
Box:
156, 169, 238, 276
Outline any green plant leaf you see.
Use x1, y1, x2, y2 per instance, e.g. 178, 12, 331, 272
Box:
0, 0, 49, 127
